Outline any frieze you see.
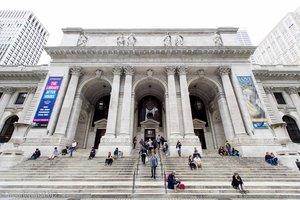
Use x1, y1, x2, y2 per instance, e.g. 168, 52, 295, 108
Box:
253, 71, 300, 79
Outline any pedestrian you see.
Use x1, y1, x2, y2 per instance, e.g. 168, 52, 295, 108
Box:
231, 172, 246, 193
69, 140, 77, 157
295, 159, 300, 170
225, 141, 231, 156
156, 135, 161, 149
167, 171, 181, 192
61, 146, 69, 155
48, 147, 59, 160
149, 150, 158, 179
88, 147, 96, 160
133, 136, 137, 149
176, 140, 182, 157
140, 145, 147, 164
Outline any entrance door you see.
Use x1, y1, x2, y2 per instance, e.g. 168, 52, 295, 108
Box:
94, 129, 105, 149
145, 129, 155, 141
195, 129, 207, 149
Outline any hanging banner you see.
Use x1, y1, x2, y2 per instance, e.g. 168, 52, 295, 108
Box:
33, 76, 63, 127
237, 76, 267, 129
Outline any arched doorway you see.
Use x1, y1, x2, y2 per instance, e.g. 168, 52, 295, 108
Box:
0, 115, 19, 143
75, 77, 111, 149
133, 77, 167, 143
283, 116, 300, 143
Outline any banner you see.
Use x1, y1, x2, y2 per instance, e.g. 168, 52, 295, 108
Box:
33, 76, 63, 127
237, 76, 267, 129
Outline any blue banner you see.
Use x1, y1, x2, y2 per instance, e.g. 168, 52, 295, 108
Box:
33, 77, 63, 127
238, 76, 267, 129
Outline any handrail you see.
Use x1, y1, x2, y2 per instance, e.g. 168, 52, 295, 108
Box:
158, 150, 167, 194
164, 168, 167, 194
132, 169, 136, 194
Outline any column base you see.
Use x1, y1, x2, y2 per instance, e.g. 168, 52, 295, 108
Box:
98, 136, 131, 156
168, 136, 202, 157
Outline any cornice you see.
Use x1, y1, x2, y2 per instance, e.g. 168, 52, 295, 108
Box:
252, 70, 300, 79
0, 71, 48, 78
45, 46, 255, 58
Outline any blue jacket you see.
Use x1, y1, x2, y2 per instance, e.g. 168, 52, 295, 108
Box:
149, 155, 158, 167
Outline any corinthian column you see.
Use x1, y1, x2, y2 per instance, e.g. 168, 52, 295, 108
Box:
178, 66, 194, 137
166, 66, 180, 136
119, 66, 134, 138
217, 92, 235, 140
217, 66, 246, 135
19, 87, 37, 123
106, 67, 122, 137
54, 67, 81, 136
286, 86, 300, 118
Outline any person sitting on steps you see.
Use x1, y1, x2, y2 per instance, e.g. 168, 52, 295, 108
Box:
61, 146, 69, 156
29, 148, 41, 160
88, 147, 96, 160
188, 155, 196, 170
48, 147, 59, 160
231, 172, 246, 193
105, 152, 114, 165
167, 171, 181, 192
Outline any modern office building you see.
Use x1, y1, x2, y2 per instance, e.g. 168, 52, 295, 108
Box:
253, 7, 300, 65
0, 10, 49, 65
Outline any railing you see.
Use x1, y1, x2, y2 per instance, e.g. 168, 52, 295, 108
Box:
164, 168, 167, 194
132, 169, 136, 194
158, 150, 167, 194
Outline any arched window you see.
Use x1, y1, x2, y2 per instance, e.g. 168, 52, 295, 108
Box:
283, 116, 300, 143
0, 115, 19, 143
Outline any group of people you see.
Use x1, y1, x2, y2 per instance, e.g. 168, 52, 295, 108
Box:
265, 152, 278, 166
218, 141, 240, 157
137, 135, 169, 155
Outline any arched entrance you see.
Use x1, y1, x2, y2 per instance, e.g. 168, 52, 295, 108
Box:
188, 77, 224, 150
0, 115, 19, 143
283, 115, 300, 143
74, 77, 111, 149
133, 77, 167, 143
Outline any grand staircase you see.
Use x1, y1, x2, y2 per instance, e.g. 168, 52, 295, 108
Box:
0, 149, 300, 199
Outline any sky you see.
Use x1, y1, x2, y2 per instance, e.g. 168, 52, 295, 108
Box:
2, 0, 300, 64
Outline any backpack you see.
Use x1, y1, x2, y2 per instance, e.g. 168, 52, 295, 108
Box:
179, 183, 185, 189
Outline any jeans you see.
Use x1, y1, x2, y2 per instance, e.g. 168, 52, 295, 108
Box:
151, 166, 157, 178
69, 147, 75, 157
141, 154, 146, 164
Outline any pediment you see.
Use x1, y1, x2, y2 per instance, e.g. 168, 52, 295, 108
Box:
193, 119, 206, 129
140, 119, 160, 126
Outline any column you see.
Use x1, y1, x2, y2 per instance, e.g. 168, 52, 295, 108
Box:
286, 86, 300, 118
178, 66, 194, 137
0, 87, 15, 118
217, 92, 235, 140
119, 66, 134, 138
54, 67, 81, 136
217, 66, 246, 135
264, 86, 283, 123
106, 66, 122, 137
230, 72, 253, 135
47, 73, 70, 135
166, 66, 180, 136
66, 93, 83, 139
19, 87, 37, 123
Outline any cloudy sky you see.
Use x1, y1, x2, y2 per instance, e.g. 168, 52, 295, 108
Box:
2, 0, 300, 64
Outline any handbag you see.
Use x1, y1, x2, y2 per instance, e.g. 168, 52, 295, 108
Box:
145, 156, 149, 162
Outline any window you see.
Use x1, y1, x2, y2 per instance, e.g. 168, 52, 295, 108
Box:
15, 92, 27, 104
274, 92, 286, 104
0, 92, 2, 99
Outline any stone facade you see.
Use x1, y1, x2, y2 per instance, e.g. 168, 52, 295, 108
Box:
0, 28, 300, 159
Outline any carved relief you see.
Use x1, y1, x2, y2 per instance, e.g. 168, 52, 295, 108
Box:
127, 33, 137, 46
95, 69, 102, 78
163, 33, 172, 46
213, 32, 223, 47
175, 33, 184, 46
77, 33, 88, 47
147, 69, 153, 77
116, 34, 126, 46
4, 87, 16, 94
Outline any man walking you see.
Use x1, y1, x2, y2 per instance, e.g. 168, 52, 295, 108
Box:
149, 150, 158, 179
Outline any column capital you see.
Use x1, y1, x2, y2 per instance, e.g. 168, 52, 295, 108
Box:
112, 66, 123, 75
286, 86, 298, 95
263, 86, 274, 94
166, 66, 176, 76
123, 65, 134, 75
3, 87, 16, 94
217, 66, 231, 76
177, 66, 188, 75
28, 86, 37, 94
70, 67, 82, 76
